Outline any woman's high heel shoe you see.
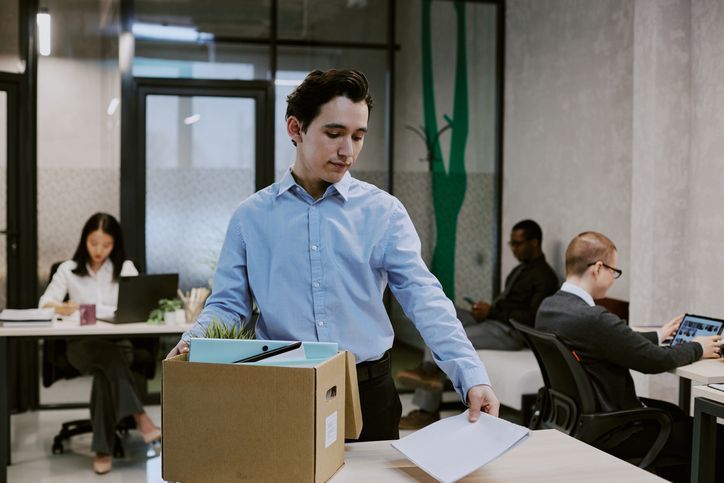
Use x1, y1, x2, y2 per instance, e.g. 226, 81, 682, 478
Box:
93, 454, 112, 475
141, 427, 162, 444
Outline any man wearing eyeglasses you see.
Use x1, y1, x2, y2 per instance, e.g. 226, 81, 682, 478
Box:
536, 231, 722, 479
397, 219, 559, 429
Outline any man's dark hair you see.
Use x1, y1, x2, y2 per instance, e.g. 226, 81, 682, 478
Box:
512, 219, 543, 243
286, 69, 373, 137
71, 212, 127, 281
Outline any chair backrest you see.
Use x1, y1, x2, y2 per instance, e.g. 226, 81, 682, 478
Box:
47, 261, 68, 301
511, 321, 599, 433
42, 262, 80, 387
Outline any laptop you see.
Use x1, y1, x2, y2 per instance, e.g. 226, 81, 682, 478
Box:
101, 273, 179, 323
670, 313, 724, 346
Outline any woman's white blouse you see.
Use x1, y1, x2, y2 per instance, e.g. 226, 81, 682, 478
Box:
38, 259, 138, 314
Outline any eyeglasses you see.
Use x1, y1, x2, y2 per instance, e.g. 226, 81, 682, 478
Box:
508, 239, 530, 247
587, 261, 623, 279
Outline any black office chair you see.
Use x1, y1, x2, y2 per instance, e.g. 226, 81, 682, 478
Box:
42, 262, 159, 457
510, 320, 672, 470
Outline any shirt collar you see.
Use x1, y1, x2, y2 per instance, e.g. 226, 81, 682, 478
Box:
276, 167, 351, 202
560, 281, 595, 307
86, 258, 112, 278
276, 168, 297, 198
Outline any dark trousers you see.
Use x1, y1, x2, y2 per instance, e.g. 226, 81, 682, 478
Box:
66, 338, 144, 454
352, 352, 402, 442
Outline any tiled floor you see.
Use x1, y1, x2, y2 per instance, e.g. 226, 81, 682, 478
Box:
8, 392, 426, 482
7, 343, 520, 482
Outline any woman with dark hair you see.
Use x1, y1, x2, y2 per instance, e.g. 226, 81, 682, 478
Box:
39, 212, 161, 475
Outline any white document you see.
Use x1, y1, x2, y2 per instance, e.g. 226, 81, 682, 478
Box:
0, 308, 54, 321
391, 410, 530, 483
709, 383, 724, 391
255, 344, 307, 364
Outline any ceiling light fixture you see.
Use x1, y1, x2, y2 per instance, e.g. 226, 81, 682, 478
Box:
37, 8, 51, 56
133, 22, 213, 43
184, 114, 201, 125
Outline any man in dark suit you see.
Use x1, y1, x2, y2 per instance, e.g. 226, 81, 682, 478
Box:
398, 219, 559, 429
536, 231, 721, 480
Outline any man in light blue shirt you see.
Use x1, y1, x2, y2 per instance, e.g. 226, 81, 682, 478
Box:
168, 69, 498, 441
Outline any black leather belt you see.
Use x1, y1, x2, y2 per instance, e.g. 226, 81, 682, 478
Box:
356, 351, 390, 383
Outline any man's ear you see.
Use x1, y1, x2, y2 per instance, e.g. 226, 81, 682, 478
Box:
591, 261, 601, 278
286, 116, 303, 145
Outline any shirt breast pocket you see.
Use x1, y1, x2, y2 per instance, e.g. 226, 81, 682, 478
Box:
326, 222, 385, 272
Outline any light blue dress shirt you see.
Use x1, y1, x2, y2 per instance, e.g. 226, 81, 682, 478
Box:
183, 168, 490, 401
560, 281, 594, 307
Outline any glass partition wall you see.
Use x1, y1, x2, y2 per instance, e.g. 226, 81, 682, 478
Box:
36, 0, 122, 290
391, 0, 502, 346
33, 0, 502, 330
144, 92, 259, 289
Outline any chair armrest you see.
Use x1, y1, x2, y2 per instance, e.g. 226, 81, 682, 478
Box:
577, 407, 672, 469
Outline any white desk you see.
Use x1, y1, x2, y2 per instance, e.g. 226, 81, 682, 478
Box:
330, 429, 664, 482
0, 320, 194, 337
671, 359, 724, 413
691, 385, 724, 483
0, 320, 192, 483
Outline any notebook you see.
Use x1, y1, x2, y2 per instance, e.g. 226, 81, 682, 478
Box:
670, 313, 724, 346
100, 273, 179, 323
0, 308, 54, 327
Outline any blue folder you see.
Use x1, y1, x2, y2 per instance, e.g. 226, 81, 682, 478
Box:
188, 338, 338, 365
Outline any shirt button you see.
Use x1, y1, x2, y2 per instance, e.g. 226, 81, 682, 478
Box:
317, 320, 324, 327
311, 245, 318, 251
313, 281, 320, 288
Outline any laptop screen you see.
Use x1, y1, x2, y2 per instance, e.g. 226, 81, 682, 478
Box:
670, 313, 724, 346
102, 273, 179, 323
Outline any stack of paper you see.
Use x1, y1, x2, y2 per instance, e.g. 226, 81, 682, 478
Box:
392, 410, 530, 482
0, 308, 54, 327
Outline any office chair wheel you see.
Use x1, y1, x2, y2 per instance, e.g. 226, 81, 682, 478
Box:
52, 441, 65, 454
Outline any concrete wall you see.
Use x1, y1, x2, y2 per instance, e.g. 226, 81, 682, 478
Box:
505, 0, 724, 401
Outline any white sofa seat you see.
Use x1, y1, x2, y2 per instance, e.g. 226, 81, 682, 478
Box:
476, 349, 544, 410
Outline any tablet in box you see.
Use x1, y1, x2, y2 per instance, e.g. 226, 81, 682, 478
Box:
188, 338, 338, 364
670, 313, 724, 346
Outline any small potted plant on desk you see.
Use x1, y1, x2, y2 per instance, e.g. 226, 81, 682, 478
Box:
148, 298, 184, 325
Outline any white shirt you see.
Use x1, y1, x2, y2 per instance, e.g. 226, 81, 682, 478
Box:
560, 281, 595, 307
38, 259, 138, 314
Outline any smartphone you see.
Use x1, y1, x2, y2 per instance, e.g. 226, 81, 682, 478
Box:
463, 296, 475, 306
234, 341, 302, 363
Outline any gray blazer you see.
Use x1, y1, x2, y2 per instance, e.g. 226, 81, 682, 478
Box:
535, 290, 701, 412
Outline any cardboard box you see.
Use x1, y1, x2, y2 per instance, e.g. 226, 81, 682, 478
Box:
162, 351, 362, 482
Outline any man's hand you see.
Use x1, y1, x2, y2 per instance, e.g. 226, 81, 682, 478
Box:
657, 314, 683, 344
471, 301, 490, 322
466, 384, 500, 422
694, 335, 722, 359
166, 340, 189, 359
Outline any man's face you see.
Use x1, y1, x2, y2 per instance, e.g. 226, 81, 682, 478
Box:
509, 229, 536, 262
290, 96, 368, 186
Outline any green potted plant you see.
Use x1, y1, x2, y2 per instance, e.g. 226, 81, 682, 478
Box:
148, 298, 183, 325
202, 319, 254, 340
